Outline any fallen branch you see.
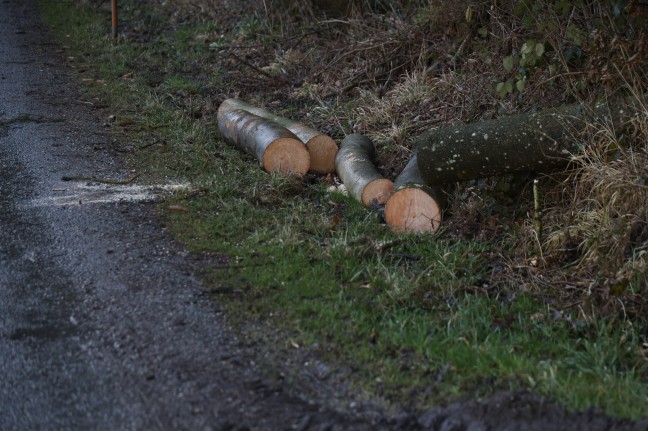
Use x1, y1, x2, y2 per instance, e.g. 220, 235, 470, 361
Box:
218, 98, 338, 174
385, 154, 443, 234
218, 108, 310, 176
335, 134, 393, 206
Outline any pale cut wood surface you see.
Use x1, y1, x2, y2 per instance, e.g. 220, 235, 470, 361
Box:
219, 98, 337, 174
335, 134, 394, 206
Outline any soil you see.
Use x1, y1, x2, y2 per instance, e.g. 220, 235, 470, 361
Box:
1, 0, 646, 429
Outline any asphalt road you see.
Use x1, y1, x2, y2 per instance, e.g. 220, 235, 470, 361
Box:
2, 1, 647, 431
0, 1, 382, 429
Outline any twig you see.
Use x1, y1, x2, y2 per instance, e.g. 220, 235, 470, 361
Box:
533, 178, 543, 245
210, 42, 270, 51
210, 31, 319, 52
449, 33, 469, 68
137, 141, 160, 150
322, 61, 404, 98
537, 71, 586, 86
373, 239, 406, 253
288, 31, 318, 51
227, 52, 290, 84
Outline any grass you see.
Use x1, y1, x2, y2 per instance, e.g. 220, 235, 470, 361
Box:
38, 0, 648, 419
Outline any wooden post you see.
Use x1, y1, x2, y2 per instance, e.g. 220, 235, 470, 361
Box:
111, 0, 118, 38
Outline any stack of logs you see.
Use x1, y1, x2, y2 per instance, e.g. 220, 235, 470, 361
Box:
218, 98, 635, 234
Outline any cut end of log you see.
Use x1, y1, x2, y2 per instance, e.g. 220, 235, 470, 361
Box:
361, 178, 394, 206
385, 188, 442, 234
305, 135, 338, 174
263, 138, 310, 176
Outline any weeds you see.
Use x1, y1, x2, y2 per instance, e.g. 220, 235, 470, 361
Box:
39, 0, 648, 419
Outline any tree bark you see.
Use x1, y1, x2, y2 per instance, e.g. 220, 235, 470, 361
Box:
218, 108, 310, 176
414, 101, 631, 185
385, 154, 443, 233
335, 134, 393, 206
218, 98, 338, 174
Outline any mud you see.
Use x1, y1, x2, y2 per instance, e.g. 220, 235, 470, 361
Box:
0, 0, 646, 430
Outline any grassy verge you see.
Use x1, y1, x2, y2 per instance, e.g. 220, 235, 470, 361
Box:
39, 0, 648, 418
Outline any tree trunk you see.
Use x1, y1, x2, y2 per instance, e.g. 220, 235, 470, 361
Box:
414, 101, 630, 185
218, 109, 310, 176
218, 98, 338, 174
335, 134, 393, 206
385, 154, 443, 233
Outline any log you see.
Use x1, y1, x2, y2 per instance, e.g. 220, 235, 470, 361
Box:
218, 109, 310, 176
414, 101, 631, 185
218, 98, 338, 174
385, 154, 443, 234
335, 134, 393, 206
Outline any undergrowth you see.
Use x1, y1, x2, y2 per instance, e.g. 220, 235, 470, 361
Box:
40, 0, 648, 419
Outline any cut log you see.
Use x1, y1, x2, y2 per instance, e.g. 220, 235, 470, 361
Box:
218, 98, 338, 174
385, 154, 443, 234
414, 101, 632, 185
335, 134, 393, 206
218, 109, 310, 176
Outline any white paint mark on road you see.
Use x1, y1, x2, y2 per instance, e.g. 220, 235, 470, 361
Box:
26, 182, 190, 207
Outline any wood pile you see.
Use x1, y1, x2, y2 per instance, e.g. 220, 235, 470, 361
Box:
217, 98, 634, 234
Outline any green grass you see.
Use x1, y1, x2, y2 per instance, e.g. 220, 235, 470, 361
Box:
38, 0, 648, 419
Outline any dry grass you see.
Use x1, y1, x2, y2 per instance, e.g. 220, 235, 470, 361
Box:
179, 0, 648, 319
541, 94, 648, 306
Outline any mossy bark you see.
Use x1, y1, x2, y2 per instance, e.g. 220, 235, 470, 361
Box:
335, 134, 393, 206
414, 101, 631, 185
218, 98, 337, 174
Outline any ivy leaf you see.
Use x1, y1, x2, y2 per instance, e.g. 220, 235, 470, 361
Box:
535, 42, 545, 57
522, 41, 534, 55
516, 78, 526, 92
503, 56, 515, 71
496, 82, 509, 98
496, 82, 506, 97
496, 80, 514, 97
